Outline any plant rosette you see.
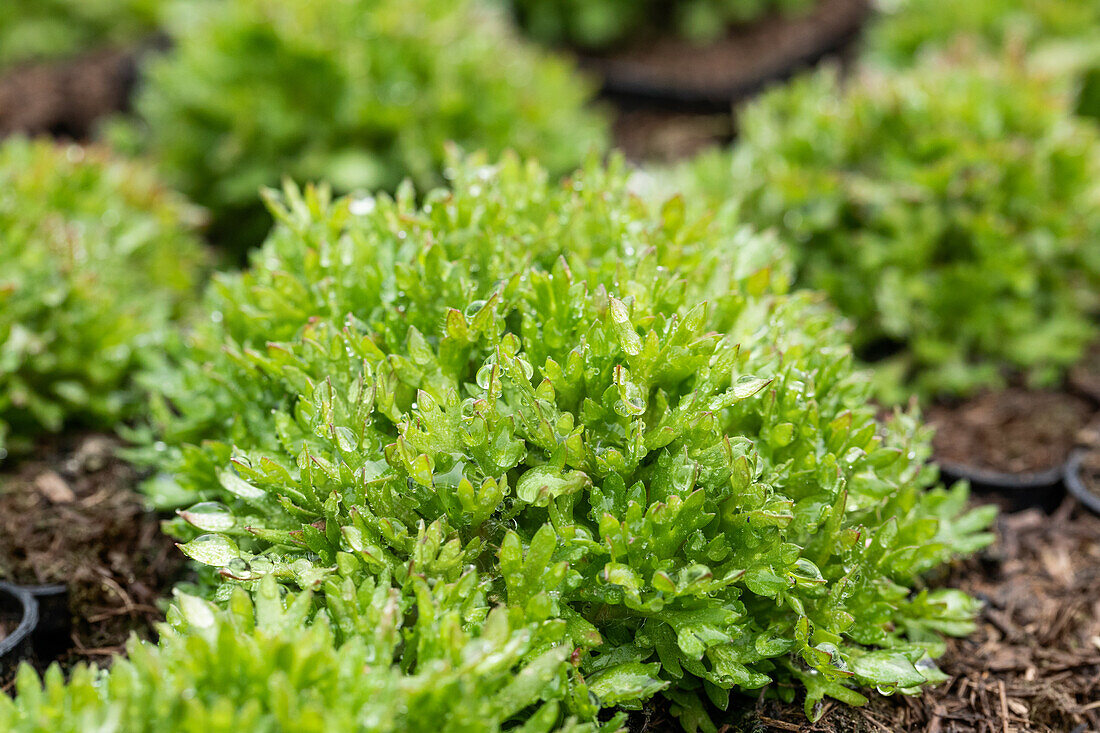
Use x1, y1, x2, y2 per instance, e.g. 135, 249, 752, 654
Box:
131, 153, 996, 730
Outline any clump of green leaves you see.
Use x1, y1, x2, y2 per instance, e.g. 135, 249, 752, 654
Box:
119, 0, 608, 249
0, 575, 615, 732
866, 0, 1100, 67
865, 0, 1100, 121
678, 58, 1100, 399
0, 0, 161, 69
0, 137, 206, 458
507, 0, 811, 50
137, 153, 992, 729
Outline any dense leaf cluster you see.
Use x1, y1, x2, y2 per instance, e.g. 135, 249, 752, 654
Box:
0, 575, 616, 732
679, 58, 1100, 398
0, 0, 159, 69
0, 137, 206, 458
866, 0, 1100, 121
118, 0, 608, 248
130, 155, 993, 729
506, 0, 811, 50
866, 0, 1100, 67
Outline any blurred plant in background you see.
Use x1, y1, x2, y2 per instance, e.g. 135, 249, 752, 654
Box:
111, 0, 609, 251
867, 0, 1100, 120
675, 57, 1100, 400
0, 137, 207, 459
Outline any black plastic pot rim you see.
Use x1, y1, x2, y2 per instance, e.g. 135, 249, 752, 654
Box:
936, 458, 1068, 514
582, 0, 868, 110
1064, 449, 1100, 515
587, 24, 863, 111
937, 459, 1067, 491
0, 582, 39, 664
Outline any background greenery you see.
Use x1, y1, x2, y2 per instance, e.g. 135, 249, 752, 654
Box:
676, 56, 1100, 399
0, 137, 206, 458
114, 0, 608, 250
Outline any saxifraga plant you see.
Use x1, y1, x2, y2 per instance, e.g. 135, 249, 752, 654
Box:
0, 575, 618, 732
678, 57, 1100, 400
116, 0, 608, 250
865, 0, 1100, 121
506, 0, 812, 51
125, 153, 994, 729
0, 137, 206, 459
866, 0, 1100, 68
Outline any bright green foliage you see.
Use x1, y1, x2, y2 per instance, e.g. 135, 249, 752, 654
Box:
120, 0, 608, 248
136, 154, 993, 728
678, 59, 1100, 399
0, 574, 616, 732
867, 0, 1100, 67
0, 137, 206, 458
507, 0, 811, 50
866, 0, 1100, 121
0, 0, 160, 69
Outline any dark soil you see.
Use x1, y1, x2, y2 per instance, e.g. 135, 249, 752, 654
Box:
0, 47, 138, 140
0, 433, 184, 670
613, 108, 732, 163
582, 0, 869, 108
928, 389, 1094, 476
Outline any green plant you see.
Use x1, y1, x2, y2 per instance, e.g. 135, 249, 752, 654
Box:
0, 0, 161, 69
0, 137, 206, 459
135, 153, 993, 729
0, 575, 618, 732
867, 0, 1100, 67
677, 58, 1100, 399
118, 0, 608, 250
866, 0, 1100, 120
507, 0, 812, 50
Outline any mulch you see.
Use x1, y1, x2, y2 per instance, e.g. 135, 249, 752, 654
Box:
0, 433, 184, 674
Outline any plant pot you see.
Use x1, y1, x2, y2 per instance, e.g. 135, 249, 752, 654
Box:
580, 0, 871, 111
26, 584, 70, 661
0, 582, 39, 680
1064, 448, 1100, 515
928, 388, 1095, 512
937, 460, 1066, 513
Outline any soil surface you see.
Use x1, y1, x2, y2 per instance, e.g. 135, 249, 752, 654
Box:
0, 47, 138, 140
629, 499, 1100, 732
582, 0, 869, 108
928, 389, 1094, 476
0, 433, 184, 671
613, 108, 732, 163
